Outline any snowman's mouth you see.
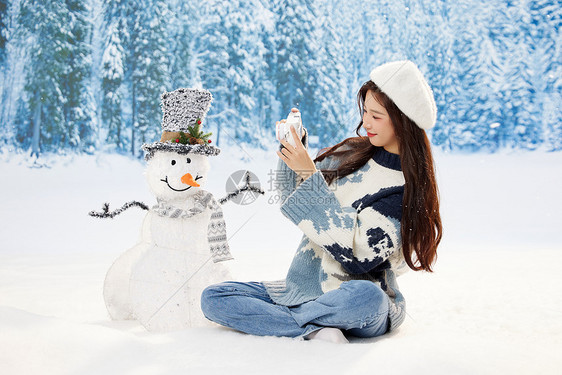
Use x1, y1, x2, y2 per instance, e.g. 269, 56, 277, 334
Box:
160, 175, 203, 191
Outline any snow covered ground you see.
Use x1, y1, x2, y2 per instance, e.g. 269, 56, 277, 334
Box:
0, 145, 561, 375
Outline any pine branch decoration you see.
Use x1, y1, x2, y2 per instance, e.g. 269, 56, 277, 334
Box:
175, 118, 213, 145
177, 131, 190, 144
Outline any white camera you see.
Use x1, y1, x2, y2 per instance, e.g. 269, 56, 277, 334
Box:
276, 111, 303, 148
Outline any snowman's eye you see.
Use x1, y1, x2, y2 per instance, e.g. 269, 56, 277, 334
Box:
186, 158, 191, 163
171, 160, 176, 165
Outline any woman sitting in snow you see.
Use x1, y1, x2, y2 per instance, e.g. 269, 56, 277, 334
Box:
201, 60, 443, 343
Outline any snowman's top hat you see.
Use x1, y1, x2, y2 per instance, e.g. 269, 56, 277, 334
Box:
142, 88, 221, 160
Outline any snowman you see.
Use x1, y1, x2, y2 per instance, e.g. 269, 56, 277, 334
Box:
101, 88, 234, 332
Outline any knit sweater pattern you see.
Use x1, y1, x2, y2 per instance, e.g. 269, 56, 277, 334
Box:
263, 146, 408, 331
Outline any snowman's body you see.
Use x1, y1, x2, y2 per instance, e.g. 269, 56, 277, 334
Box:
103, 151, 232, 331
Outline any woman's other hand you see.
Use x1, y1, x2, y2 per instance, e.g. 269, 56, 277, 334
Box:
276, 109, 317, 181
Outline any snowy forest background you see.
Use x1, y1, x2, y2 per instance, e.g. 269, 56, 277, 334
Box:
0, 0, 560, 158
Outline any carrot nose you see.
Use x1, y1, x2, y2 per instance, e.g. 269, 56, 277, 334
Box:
181, 173, 200, 187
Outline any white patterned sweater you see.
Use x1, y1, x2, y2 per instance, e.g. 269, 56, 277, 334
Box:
263, 145, 408, 331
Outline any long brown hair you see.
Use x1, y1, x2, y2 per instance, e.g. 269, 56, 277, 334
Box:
315, 81, 442, 272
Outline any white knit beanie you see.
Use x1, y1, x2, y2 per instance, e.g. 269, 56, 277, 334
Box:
369, 60, 437, 130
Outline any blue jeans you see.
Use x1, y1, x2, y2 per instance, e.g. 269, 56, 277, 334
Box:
201, 280, 390, 339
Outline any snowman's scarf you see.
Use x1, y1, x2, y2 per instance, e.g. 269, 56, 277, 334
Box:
152, 191, 233, 263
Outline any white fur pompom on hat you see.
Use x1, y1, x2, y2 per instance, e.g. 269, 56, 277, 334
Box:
369, 60, 437, 130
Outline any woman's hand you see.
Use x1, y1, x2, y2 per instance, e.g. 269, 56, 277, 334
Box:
276, 109, 317, 181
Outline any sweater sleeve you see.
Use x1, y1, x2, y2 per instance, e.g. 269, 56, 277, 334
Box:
280, 170, 403, 274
